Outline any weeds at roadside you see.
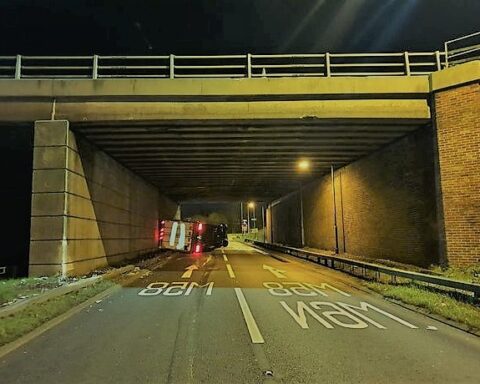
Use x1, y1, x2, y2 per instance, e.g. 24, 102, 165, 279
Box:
366, 281, 480, 332
0, 280, 114, 347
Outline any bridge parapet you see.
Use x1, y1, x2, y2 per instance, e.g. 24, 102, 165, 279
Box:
0, 51, 445, 80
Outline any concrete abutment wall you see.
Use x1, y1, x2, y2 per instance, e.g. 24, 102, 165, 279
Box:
29, 120, 178, 276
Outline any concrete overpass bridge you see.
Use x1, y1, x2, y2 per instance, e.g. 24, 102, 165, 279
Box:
0, 48, 479, 276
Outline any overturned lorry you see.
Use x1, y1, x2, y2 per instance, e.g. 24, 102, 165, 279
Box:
158, 220, 228, 253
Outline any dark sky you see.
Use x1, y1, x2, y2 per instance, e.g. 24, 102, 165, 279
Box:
1, 0, 479, 55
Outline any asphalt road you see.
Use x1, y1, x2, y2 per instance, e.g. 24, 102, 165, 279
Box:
1, 240, 480, 383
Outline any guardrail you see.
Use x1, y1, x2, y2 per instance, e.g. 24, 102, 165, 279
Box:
445, 31, 480, 67
0, 51, 446, 80
247, 240, 480, 301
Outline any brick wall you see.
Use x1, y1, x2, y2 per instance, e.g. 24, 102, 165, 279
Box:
270, 126, 438, 267
271, 192, 303, 248
30, 120, 178, 276
434, 82, 480, 266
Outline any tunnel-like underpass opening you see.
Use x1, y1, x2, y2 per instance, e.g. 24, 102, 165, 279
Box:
71, 113, 438, 269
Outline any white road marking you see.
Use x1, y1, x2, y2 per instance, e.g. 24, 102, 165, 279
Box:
254, 248, 269, 255
234, 288, 265, 344
202, 255, 212, 267
223, 254, 229, 262
280, 300, 419, 330
181, 265, 199, 279
226, 263, 236, 279
263, 264, 287, 279
427, 326, 438, 331
138, 281, 214, 296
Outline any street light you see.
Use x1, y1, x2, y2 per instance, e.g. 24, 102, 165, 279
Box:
295, 159, 311, 248
297, 159, 310, 172
295, 158, 339, 254
247, 201, 255, 234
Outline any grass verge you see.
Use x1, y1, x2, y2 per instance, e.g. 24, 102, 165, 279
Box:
0, 280, 114, 347
0, 277, 67, 305
366, 282, 480, 332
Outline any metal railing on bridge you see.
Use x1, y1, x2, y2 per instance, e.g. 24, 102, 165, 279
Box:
445, 31, 480, 67
0, 51, 446, 80
1, 31, 478, 80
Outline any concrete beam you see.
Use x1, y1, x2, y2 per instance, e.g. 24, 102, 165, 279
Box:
430, 60, 480, 92
0, 76, 430, 99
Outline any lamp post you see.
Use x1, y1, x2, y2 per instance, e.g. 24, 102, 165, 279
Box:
331, 165, 339, 254
261, 204, 266, 243
247, 201, 255, 235
297, 159, 310, 248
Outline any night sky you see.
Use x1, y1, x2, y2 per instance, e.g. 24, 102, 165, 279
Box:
1, 0, 479, 55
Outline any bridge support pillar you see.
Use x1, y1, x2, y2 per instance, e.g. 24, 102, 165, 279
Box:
29, 120, 109, 276
29, 120, 177, 276
433, 73, 480, 267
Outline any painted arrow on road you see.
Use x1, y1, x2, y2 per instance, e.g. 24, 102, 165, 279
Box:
181, 265, 199, 279
263, 264, 287, 279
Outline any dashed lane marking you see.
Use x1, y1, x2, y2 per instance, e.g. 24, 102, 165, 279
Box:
223, 254, 229, 262
226, 263, 236, 279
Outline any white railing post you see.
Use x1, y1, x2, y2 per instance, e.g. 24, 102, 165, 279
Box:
325, 52, 331, 77
247, 53, 252, 78
169, 54, 175, 79
15, 54, 22, 79
435, 50, 442, 71
404, 52, 411, 76
444, 42, 449, 68
92, 54, 99, 79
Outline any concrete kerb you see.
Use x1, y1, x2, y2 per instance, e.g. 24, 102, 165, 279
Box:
0, 265, 135, 319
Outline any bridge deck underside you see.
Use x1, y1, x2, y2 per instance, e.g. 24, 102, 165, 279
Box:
74, 119, 427, 201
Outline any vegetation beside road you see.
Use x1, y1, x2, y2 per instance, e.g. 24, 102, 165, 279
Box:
0, 280, 114, 347
0, 277, 67, 306
366, 282, 480, 332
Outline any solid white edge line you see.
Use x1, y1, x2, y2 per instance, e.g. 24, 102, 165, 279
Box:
223, 254, 229, 262
254, 248, 269, 255
234, 287, 265, 344
226, 263, 236, 278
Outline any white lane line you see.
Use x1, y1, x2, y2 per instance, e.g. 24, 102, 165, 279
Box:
226, 263, 236, 279
223, 254, 229, 262
234, 288, 265, 344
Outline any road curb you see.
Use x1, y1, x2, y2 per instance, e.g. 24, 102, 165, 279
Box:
0, 268, 148, 360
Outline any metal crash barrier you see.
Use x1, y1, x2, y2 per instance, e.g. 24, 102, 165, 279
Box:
246, 239, 480, 302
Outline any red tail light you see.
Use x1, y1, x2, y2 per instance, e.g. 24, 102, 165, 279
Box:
158, 220, 166, 242
194, 243, 202, 254
197, 222, 203, 233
